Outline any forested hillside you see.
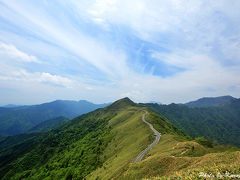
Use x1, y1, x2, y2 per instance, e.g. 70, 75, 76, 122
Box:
28, 116, 69, 133
146, 98, 240, 146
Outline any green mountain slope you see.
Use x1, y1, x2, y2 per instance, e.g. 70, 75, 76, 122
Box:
0, 100, 107, 136
0, 98, 239, 179
0, 109, 113, 179
146, 98, 240, 146
28, 116, 69, 133
0, 98, 181, 179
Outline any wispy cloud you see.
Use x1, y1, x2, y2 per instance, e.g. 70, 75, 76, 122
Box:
0, 0, 129, 79
0, 64, 74, 88
0, 0, 239, 105
0, 42, 41, 63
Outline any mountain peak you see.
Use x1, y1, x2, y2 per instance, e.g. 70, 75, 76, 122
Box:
115, 97, 135, 104
107, 97, 135, 110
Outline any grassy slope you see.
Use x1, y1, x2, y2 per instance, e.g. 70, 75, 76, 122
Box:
88, 106, 240, 180
87, 106, 152, 179
125, 134, 240, 179
142, 136, 240, 179
87, 108, 186, 180
90, 132, 240, 180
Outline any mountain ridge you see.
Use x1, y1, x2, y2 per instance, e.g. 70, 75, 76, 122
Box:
146, 98, 240, 146
0, 98, 183, 179
0, 100, 108, 137
184, 95, 236, 107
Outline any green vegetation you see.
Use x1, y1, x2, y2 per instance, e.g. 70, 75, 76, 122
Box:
87, 107, 154, 179
28, 116, 69, 132
0, 97, 239, 179
146, 99, 240, 146
194, 137, 213, 148
145, 109, 185, 136
0, 108, 115, 179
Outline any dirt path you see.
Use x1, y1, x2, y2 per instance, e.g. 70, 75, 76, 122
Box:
134, 111, 161, 163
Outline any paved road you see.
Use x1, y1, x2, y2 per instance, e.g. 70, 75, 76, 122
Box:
134, 111, 161, 163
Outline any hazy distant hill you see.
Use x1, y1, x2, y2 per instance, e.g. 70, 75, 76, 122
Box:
0, 100, 108, 136
0, 98, 239, 180
146, 98, 240, 146
184, 95, 236, 107
1, 104, 22, 108
148, 101, 162, 104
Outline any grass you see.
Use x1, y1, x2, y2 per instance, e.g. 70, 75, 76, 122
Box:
144, 151, 240, 179
87, 107, 153, 180
115, 133, 240, 180
87, 107, 197, 179
88, 123, 240, 180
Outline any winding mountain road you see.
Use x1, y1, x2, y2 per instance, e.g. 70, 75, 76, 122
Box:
134, 111, 161, 163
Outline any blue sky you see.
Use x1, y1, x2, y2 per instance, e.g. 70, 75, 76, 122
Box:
0, 0, 240, 105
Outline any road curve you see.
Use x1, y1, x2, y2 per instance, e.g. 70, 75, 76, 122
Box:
134, 111, 161, 163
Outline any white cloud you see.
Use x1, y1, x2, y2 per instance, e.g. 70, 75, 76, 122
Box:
0, 42, 41, 63
83, 0, 206, 39
0, 61, 74, 88
38, 72, 74, 88
83, 0, 240, 62
111, 50, 240, 103
219, 36, 240, 64
151, 51, 195, 68
0, 1, 129, 79
0, 0, 240, 104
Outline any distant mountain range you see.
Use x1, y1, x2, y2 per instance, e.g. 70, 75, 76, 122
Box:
184, 95, 236, 107
148, 101, 162, 104
0, 100, 108, 137
146, 97, 240, 146
1, 104, 22, 108
1, 95, 238, 138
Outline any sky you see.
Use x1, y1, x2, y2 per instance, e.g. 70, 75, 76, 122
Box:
0, 0, 240, 105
